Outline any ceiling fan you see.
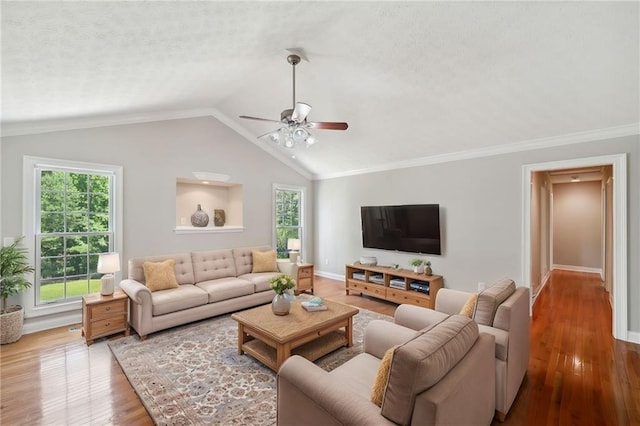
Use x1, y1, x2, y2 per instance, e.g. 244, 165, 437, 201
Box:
239, 54, 348, 148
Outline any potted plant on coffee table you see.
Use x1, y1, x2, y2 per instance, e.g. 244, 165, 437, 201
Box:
270, 274, 296, 316
1, 238, 34, 344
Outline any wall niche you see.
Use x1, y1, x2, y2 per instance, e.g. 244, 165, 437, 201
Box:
175, 177, 244, 234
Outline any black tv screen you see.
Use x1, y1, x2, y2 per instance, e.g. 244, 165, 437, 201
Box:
360, 204, 441, 255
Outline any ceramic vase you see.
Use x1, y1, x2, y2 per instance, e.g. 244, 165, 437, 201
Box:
190, 204, 209, 227
272, 293, 291, 316
425, 265, 433, 276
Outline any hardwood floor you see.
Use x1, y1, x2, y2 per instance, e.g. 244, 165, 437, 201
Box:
1, 271, 638, 425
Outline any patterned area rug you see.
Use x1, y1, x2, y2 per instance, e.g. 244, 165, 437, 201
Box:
108, 302, 391, 425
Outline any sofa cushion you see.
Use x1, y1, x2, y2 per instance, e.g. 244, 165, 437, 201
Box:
129, 253, 194, 285
381, 315, 479, 425
143, 259, 179, 292
371, 345, 397, 407
473, 278, 516, 326
196, 277, 255, 303
459, 293, 478, 318
252, 250, 278, 273
238, 272, 280, 292
151, 284, 208, 316
191, 249, 237, 282
232, 246, 273, 276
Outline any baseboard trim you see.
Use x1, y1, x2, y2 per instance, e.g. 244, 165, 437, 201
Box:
315, 270, 345, 282
552, 264, 603, 275
22, 310, 82, 334
532, 270, 552, 305
627, 331, 640, 344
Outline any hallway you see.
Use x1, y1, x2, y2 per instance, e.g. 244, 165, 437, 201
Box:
503, 270, 640, 424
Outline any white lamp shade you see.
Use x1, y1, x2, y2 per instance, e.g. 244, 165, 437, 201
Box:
287, 238, 301, 251
98, 252, 120, 274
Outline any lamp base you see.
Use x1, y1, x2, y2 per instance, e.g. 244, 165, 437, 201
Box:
101, 274, 115, 296
289, 252, 299, 264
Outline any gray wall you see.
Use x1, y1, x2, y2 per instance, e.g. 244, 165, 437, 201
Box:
314, 135, 639, 332
1, 116, 313, 277
553, 181, 602, 269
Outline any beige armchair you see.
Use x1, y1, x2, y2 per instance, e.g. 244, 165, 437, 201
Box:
277, 313, 496, 426
399, 279, 530, 421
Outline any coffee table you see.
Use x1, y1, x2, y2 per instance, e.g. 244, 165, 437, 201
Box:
231, 299, 359, 372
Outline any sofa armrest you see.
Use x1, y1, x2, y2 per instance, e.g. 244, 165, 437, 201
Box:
119, 279, 152, 305
434, 288, 473, 315
119, 279, 153, 339
277, 355, 395, 426
393, 304, 449, 331
363, 320, 419, 359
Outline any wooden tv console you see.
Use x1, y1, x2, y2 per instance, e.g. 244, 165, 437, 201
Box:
345, 263, 443, 309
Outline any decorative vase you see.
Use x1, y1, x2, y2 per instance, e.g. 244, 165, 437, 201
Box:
425, 266, 433, 276
272, 293, 291, 316
214, 209, 226, 227
413, 265, 424, 274
190, 204, 209, 227
0, 306, 24, 344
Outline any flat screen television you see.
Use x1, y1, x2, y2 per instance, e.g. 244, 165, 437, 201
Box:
360, 204, 441, 255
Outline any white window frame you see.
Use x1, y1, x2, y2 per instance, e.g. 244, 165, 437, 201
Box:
22, 156, 123, 318
272, 183, 305, 260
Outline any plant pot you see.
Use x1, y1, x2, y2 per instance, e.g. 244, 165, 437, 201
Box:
1, 305, 24, 344
425, 266, 433, 276
413, 265, 424, 274
272, 293, 291, 316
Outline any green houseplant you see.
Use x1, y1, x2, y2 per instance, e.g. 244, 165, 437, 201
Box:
409, 258, 425, 273
0, 238, 34, 344
424, 260, 433, 276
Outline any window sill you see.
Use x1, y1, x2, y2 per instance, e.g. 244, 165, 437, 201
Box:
173, 225, 245, 234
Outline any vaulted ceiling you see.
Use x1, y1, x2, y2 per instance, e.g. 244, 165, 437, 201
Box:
2, 2, 638, 179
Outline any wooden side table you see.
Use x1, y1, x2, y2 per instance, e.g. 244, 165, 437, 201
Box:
294, 263, 314, 295
82, 289, 130, 346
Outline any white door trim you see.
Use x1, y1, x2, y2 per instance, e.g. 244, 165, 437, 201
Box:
522, 153, 628, 341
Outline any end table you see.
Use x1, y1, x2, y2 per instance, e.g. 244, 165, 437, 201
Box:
82, 289, 130, 346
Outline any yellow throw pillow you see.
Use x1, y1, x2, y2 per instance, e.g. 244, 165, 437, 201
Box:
252, 250, 278, 273
459, 293, 478, 318
371, 345, 397, 407
143, 259, 179, 292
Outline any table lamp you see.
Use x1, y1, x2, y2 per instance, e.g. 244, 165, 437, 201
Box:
287, 238, 301, 263
98, 252, 120, 296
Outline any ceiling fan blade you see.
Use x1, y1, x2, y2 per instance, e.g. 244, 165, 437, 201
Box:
291, 102, 311, 123
306, 121, 349, 131
239, 115, 282, 124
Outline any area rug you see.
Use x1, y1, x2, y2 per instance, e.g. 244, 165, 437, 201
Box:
108, 303, 391, 426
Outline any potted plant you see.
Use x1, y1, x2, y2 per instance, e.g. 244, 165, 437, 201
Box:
1, 238, 34, 344
424, 260, 433, 276
269, 274, 296, 316
409, 258, 424, 274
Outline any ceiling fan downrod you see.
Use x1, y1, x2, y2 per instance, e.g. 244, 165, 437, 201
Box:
287, 54, 301, 109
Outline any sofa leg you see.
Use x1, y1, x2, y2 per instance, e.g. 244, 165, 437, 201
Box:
495, 410, 506, 422
139, 334, 148, 341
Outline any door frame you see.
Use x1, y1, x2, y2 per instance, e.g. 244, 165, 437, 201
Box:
522, 153, 627, 341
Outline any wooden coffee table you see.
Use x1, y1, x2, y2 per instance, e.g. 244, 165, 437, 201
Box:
231, 299, 359, 372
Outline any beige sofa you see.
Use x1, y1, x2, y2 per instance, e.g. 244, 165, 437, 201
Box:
119, 246, 288, 339
277, 312, 496, 426
394, 280, 530, 421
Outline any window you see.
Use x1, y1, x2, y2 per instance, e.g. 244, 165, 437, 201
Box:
23, 157, 122, 314
273, 185, 304, 259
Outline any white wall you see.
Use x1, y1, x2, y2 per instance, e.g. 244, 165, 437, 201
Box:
552, 181, 602, 270
314, 135, 639, 333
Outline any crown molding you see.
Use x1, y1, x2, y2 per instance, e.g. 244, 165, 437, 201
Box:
313, 123, 640, 180
1, 108, 216, 137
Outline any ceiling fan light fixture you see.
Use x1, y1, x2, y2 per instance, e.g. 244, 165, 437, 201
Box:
305, 135, 316, 146
292, 127, 309, 143
284, 135, 295, 149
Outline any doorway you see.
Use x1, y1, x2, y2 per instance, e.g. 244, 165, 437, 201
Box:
522, 154, 628, 341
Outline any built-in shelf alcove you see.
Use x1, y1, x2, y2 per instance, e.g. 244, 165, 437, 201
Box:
174, 177, 244, 234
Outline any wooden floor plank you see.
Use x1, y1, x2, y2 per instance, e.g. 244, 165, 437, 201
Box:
1, 271, 638, 425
